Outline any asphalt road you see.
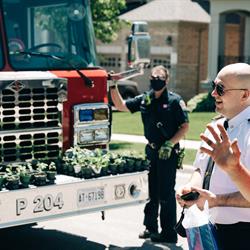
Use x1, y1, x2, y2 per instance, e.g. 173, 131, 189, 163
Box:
0, 169, 191, 250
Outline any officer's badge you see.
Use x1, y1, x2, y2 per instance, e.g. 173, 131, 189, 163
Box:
179, 100, 187, 110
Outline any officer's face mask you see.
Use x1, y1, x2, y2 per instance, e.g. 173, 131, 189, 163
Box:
150, 76, 166, 91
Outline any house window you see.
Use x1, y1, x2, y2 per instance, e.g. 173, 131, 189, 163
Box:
151, 56, 171, 69
99, 55, 121, 68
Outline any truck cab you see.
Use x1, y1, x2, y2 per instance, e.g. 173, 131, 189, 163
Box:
1, 0, 109, 154
0, 0, 150, 229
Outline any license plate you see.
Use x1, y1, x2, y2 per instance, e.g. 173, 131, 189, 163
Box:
77, 186, 105, 208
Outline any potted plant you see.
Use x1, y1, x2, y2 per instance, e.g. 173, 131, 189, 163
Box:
80, 158, 94, 179
67, 163, 75, 176
92, 156, 109, 177
124, 157, 135, 173
5, 174, 20, 190
4, 165, 20, 190
73, 164, 82, 177
134, 156, 143, 172
33, 162, 48, 186
100, 164, 110, 177
116, 159, 126, 174
63, 148, 78, 176
81, 166, 93, 179
108, 155, 123, 175
33, 172, 47, 186
141, 159, 150, 171
36, 162, 48, 172
74, 150, 88, 177
17, 165, 32, 188
0, 172, 6, 191
46, 162, 57, 184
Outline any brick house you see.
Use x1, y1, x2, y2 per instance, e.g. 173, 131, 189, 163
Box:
207, 0, 250, 80
96, 0, 210, 101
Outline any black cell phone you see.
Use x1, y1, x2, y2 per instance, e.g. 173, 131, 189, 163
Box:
180, 191, 200, 201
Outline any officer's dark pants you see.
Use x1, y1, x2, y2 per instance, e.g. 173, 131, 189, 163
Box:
143, 145, 177, 239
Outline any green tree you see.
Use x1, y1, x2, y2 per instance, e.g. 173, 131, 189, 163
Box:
91, 0, 127, 43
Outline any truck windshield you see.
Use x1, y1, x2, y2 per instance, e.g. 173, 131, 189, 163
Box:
0, 37, 3, 69
2, 0, 97, 70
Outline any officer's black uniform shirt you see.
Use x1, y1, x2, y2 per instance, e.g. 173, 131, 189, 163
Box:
126, 89, 189, 147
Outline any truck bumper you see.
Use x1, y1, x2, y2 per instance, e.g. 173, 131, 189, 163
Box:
0, 171, 148, 228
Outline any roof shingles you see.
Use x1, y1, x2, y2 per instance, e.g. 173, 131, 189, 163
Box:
120, 0, 210, 23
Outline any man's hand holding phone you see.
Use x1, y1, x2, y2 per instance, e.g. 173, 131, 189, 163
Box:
181, 191, 200, 201
177, 187, 217, 210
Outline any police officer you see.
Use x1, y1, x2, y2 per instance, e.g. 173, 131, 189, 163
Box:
110, 65, 189, 243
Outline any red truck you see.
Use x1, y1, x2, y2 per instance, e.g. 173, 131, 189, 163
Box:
0, 0, 150, 228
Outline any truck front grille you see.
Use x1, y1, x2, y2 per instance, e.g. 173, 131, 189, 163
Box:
0, 77, 67, 164
0, 130, 61, 162
1, 88, 59, 129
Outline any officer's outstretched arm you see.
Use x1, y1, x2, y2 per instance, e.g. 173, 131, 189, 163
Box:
110, 86, 129, 112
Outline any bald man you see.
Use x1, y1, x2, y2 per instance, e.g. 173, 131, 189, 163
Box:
176, 63, 250, 250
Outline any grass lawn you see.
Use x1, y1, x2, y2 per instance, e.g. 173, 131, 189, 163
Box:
109, 141, 197, 165
112, 111, 216, 141
110, 111, 216, 164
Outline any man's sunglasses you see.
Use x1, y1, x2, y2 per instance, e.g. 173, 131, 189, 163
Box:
211, 81, 248, 96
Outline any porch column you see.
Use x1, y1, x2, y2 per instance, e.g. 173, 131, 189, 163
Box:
207, 13, 220, 80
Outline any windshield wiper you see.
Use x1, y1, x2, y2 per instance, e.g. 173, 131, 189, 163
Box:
15, 51, 94, 88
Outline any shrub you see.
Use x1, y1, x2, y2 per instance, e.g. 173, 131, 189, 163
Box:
187, 92, 215, 112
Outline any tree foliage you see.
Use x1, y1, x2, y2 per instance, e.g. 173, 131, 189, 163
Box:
91, 0, 127, 43
187, 93, 215, 112
36, 0, 127, 45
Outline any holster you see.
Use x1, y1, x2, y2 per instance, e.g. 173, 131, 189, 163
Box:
175, 147, 185, 169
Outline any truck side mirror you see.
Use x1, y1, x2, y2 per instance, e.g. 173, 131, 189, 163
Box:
127, 21, 150, 68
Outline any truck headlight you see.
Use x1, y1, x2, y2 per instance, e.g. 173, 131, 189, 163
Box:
73, 103, 110, 146
95, 128, 109, 141
78, 130, 94, 143
77, 127, 109, 144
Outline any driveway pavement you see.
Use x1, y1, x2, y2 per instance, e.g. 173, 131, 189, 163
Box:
111, 134, 201, 150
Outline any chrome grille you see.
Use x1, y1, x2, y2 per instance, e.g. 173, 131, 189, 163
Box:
1, 88, 59, 129
0, 77, 67, 163
0, 131, 61, 162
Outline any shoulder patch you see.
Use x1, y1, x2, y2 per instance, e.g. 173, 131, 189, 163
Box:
179, 100, 187, 110
212, 114, 224, 121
